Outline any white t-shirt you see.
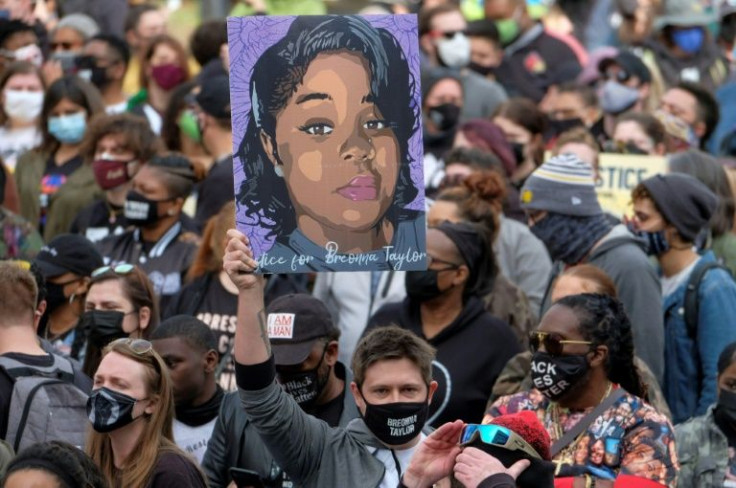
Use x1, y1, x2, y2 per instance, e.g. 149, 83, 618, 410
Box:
661, 257, 700, 298
367, 433, 427, 488
0, 125, 40, 172
172, 417, 217, 464
106, 100, 128, 115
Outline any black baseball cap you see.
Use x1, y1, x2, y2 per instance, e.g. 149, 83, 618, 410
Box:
266, 294, 338, 366
33, 234, 104, 278
196, 75, 231, 120
598, 51, 651, 84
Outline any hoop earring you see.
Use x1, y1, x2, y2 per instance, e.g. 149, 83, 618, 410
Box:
274, 166, 283, 177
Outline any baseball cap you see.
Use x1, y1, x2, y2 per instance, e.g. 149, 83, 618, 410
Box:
598, 51, 652, 84
195, 75, 231, 120
33, 234, 104, 278
266, 294, 338, 366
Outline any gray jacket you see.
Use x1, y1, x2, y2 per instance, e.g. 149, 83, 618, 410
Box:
541, 225, 665, 383
202, 362, 359, 488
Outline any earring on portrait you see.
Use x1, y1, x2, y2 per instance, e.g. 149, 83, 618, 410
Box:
274, 165, 284, 177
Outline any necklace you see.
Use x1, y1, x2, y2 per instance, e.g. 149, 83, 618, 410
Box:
548, 382, 613, 461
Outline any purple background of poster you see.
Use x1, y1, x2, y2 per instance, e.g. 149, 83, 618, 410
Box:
226, 14, 424, 257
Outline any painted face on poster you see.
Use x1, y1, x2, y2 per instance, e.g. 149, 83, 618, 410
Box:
228, 14, 427, 273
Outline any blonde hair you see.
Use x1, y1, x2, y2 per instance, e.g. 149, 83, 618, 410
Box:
86, 340, 181, 487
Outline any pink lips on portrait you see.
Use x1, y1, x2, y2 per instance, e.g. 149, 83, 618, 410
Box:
337, 174, 378, 201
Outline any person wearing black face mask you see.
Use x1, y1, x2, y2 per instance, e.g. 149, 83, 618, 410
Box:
631, 173, 736, 425
521, 154, 664, 385
200, 294, 358, 488
366, 221, 520, 426
222, 230, 441, 488
676, 341, 736, 487
33, 233, 103, 358
81, 34, 129, 114
485, 293, 678, 487
96, 153, 201, 311
78, 263, 158, 378
422, 73, 465, 196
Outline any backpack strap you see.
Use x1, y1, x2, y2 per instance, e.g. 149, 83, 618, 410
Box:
550, 388, 625, 458
0, 353, 75, 382
684, 262, 730, 340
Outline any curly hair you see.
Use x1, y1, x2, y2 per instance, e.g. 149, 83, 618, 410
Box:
236, 15, 420, 242
555, 293, 647, 399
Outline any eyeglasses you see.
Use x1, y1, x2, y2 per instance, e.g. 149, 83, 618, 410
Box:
110, 338, 152, 355
92, 263, 135, 278
426, 255, 462, 270
460, 424, 541, 460
529, 331, 593, 356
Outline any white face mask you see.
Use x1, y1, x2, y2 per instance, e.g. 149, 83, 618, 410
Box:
3, 89, 43, 122
13, 44, 43, 67
436, 32, 471, 69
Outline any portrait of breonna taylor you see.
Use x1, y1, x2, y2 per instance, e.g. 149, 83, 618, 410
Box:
227, 14, 427, 273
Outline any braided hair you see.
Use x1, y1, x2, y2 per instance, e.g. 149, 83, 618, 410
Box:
555, 293, 647, 399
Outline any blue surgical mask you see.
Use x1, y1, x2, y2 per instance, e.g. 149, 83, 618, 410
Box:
671, 27, 705, 55
48, 112, 87, 144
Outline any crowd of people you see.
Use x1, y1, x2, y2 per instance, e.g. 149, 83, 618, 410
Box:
0, 0, 735, 487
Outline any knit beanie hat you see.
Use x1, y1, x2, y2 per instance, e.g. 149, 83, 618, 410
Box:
520, 153, 602, 216
489, 410, 551, 461
640, 173, 718, 242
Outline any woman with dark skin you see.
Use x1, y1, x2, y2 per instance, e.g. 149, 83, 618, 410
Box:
485, 294, 678, 487
236, 16, 423, 272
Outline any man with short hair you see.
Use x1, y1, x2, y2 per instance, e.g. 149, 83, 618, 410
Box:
659, 81, 720, 150
520, 153, 665, 383
82, 34, 131, 114
223, 229, 438, 487
597, 51, 652, 116
631, 173, 736, 424
0, 262, 91, 441
202, 293, 359, 487
151, 315, 223, 464
122, 3, 166, 95
418, 4, 507, 120
193, 75, 233, 229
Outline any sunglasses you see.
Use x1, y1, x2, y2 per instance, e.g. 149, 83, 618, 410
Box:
529, 331, 592, 356
460, 424, 541, 460
110, 337, 153, 355
92, 263, 135, 278
426, 255, 462, 270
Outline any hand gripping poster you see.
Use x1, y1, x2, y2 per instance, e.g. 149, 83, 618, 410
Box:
227, 15, 426, 273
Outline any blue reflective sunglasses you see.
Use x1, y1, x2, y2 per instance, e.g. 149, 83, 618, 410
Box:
460, 424, 541, 459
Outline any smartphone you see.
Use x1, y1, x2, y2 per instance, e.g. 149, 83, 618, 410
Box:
229, 468, 265, 488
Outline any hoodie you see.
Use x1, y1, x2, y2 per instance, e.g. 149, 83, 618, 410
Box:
540, 224, 664, 383
366, 296, 521, 425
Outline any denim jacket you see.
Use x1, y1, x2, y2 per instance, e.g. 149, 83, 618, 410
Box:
663, 251, 736, 424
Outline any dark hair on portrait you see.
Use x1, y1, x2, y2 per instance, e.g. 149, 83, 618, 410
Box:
236, 15, 420, 242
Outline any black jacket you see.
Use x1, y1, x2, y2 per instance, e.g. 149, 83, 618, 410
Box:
201, 362, 359, 488
366, 296, 520, 425
96, 220, 200, 311
494, 23, 581, 102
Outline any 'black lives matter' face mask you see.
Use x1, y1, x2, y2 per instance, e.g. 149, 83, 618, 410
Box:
531, 351, 589, 401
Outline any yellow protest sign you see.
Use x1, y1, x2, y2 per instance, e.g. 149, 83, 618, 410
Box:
596, 154, 668, 218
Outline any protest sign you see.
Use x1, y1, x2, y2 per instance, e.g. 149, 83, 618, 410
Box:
227, 14, 426, 273
596, 154, 668, 218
